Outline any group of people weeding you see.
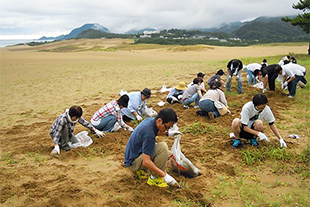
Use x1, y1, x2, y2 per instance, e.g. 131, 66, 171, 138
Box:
49, 55, 307, 188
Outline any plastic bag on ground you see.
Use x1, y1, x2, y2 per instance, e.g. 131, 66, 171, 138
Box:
68, 131, 93, 148
142, 107, 158, 117
169, 135, 200, 178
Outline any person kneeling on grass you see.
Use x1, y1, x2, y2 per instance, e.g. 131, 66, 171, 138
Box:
91, 95, 134, 133
230, 93, 287, 148
124, 108, 181, 188
50, 105, 104, 155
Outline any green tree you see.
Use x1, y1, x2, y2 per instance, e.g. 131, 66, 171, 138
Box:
282, 0, 310, 54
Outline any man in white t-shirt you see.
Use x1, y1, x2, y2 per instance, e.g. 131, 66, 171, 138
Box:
244, 63, 263, 85
275, 62, 307, 98
231, 93, 287, 148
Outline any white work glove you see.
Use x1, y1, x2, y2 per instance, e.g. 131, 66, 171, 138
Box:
163, 173, 178, 186
262, 88, 267, 93
94, 128, 104, 138
127, 126, 134, 132
281, 81, 288, 89
279, 138, 287, 148
51, 145, 60, 155
136, 114, 143, 121
168, 130, 183, 137
257, 132, 269, 141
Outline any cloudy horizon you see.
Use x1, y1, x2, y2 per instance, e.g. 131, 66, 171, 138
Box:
0, 0, 301, 39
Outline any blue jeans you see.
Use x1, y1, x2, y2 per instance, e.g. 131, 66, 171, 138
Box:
183, 93, 200, 106
199, 99, 220, 117
226, 70, 242, 94
246, 68, 256, 85
93, 115, 117, 132
288, 75, 304, 97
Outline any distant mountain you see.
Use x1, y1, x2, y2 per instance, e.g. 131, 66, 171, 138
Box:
233, 16, 307, 41
39, 23, 109, 40
124, 28, 157, 35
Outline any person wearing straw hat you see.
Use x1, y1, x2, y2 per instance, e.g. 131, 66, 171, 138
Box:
166, 81, 187, 104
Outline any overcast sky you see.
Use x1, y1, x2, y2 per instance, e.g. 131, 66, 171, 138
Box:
0, 0, 301, 39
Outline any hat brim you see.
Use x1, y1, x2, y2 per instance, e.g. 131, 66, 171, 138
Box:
175, 86, 187, 90
141, 92, 150, 98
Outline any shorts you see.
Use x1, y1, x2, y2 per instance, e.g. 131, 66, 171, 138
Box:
239, 123, 255, 140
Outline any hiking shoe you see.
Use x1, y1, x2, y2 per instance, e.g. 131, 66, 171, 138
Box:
250, 139, 259, 146
136, 170, 148, 180
183, 105, 189, 109
147, 176, 168, 188
208, 112, 214, 119
232, 139, 241, 148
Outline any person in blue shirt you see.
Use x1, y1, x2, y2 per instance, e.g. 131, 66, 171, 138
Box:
124, 108, 180, 188
121, 88, 151, 122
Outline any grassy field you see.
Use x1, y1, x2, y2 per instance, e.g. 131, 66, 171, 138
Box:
0, 40, 309, 207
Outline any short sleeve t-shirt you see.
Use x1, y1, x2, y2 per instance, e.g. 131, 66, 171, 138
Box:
246, 63, 261, 72
240, 101, 275, 127
182, 84, 201, 100
282, 63, 305, 77
124, 117, 158, 167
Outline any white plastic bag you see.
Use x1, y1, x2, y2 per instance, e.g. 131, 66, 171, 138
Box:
68, 131, 93, 148
252, 82, 264, 89
169, 135, 200, 177
142, 107, 158, 117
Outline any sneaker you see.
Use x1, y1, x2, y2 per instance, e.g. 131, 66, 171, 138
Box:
208, 112, 214, 119
183, 105, 189, 109
194, 105, 199, 109
147, 176, 168, 188
196, 110, 207, 116
60, 145, 71, 151
136, 170, 148, 180
232, 139, 241, 148
250, 139, 259, 146
111, 122, 121, 132
288, 95, 294, 98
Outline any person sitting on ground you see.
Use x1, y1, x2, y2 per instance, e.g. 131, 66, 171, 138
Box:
182, 77, 204, 109
275, 62, 307, 98
244, 63, 265, 85
198, 80, 228, 119
91, 95, 133, 133
121, 88, 151, 122
226, 59, 243, 94
187, 72, 206, 90
230, 93, 287, 148
166, 81, 187, 104
124, 108, 181, 188
254, 64, 282, 93
50, 105, 104, 155
207, 69, 226, 88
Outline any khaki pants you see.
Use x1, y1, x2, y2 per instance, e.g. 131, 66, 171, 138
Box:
127, 142, 169, 176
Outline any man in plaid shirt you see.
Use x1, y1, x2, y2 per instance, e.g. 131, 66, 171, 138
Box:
91, 95, 133, 132
50, 105, 104, 155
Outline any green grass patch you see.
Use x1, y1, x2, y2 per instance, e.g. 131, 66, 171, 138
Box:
182, 122, 221, 135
